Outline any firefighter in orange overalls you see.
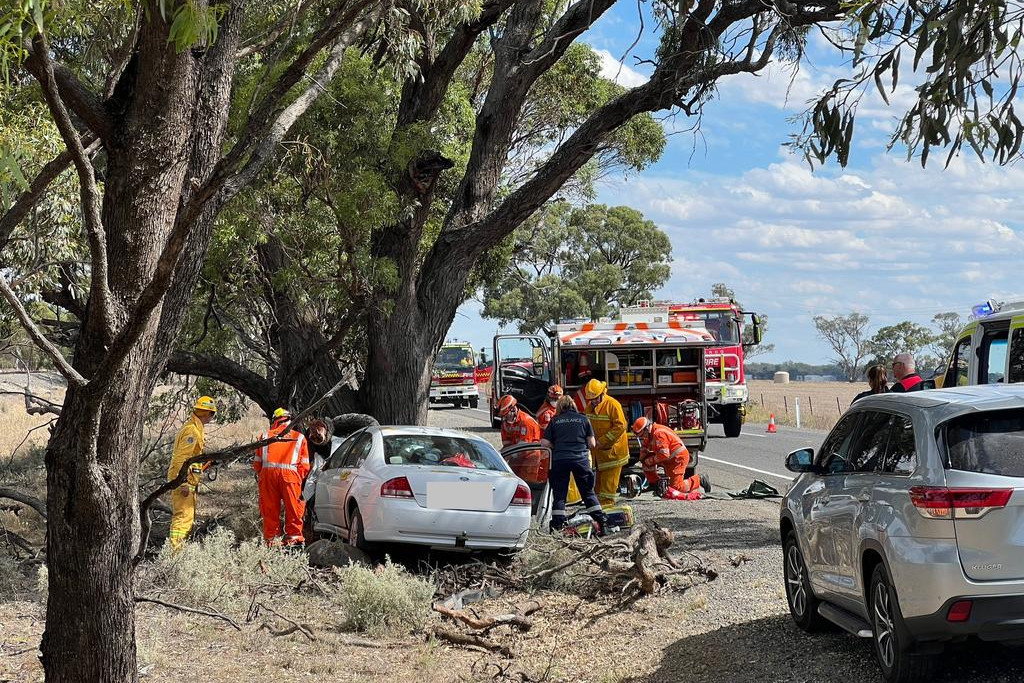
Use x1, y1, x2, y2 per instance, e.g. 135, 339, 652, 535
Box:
631, 417, 711, 498
536, 385, 563, 431
253, 408, 310, 546
498, 395, 545, 482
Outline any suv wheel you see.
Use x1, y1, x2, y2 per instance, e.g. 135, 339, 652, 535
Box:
783, 531, 828, 631
869, 564, 937, 683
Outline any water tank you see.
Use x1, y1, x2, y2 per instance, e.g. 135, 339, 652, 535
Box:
774, 371, 790, 384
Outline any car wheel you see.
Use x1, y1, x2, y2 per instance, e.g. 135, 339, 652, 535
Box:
869, 564, 937, 683
303, 499, 321, 543
783, 531, 829, 632
723, 406, 742, 437
347, 506, 371, 551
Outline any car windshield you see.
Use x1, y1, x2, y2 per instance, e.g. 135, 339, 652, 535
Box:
383, 434, 507, 471
944, 408, 1024, 476
435, 347, 475, 371
697, 311, 740, 344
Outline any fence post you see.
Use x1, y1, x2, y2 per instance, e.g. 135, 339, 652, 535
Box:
761, 393, 764, 407
795, 397, 802, 429
836, 396, 841, 413
784, 396, 788, 413
808, 396, 814, 415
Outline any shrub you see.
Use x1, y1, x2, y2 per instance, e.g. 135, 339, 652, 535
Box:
0, 552, 33, 601
330, 559, 435, 636
140, 528, 308, 609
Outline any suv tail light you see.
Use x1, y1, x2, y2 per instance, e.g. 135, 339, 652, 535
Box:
511, 483, 531, 507
380, 477, 414, 498
909, 486, 1013, 519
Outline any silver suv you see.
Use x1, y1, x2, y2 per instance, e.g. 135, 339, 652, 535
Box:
780, 385, 1024, 683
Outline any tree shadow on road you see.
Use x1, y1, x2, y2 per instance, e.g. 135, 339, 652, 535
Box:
625, 614, 1024, 683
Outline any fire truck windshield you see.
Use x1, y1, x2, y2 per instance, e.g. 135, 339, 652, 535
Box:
436, 347, 475, 370
698, 312, 740, 344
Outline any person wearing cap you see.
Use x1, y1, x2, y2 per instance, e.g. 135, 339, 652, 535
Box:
167, 396, 217, 550
535, 385, 564, 432
632, 417, 709, 498
582, 379, 629, 506
254, 408, 310, 546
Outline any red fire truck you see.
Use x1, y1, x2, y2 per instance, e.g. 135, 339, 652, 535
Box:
429, 340, 480, 408
665, 299, 762, 437
491, 306, 717, 472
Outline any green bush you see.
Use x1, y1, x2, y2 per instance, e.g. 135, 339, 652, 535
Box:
140, 528, 308, 608
330, 559, 435, 636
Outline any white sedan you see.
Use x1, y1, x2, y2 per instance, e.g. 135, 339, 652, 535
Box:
304, 426, 532, 551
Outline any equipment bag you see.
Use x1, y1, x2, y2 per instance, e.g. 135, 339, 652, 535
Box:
728, 479, 782, 499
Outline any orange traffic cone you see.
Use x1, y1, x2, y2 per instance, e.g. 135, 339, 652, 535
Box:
766, 414, 777, 433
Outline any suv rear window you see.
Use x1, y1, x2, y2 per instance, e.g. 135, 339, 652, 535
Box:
945, 409, 1024, 476
383, 435, 507, 471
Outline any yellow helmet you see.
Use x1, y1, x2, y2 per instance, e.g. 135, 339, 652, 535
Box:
584, 379, 606, 400
194, 396, 217, 412
272, 407, 291, 420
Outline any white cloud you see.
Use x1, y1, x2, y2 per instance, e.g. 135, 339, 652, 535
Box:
593, 48, 649, 88
596, 152, 1024, 362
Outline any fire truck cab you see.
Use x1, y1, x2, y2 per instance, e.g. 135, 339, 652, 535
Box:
429, 340, 479, 408
491, 306, 715, 468
666, 299, 763, 437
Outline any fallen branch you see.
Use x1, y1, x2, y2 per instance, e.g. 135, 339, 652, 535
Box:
255, 601, 316, 642
134, 596, 241, 630
0, 488, 47, 519
431, 627, 514, 657
432, 598, 542, 633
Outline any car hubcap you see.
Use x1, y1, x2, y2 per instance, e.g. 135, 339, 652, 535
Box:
874, 582, 896, 669
786, 545, 807, 617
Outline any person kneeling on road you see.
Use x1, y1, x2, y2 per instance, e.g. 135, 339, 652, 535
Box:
540, 396, 607, 533
632, 417, 710, 500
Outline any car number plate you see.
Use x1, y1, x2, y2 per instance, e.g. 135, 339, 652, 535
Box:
426, 482, 492, 510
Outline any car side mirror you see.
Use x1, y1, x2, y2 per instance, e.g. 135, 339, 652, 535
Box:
785, 447, 816, 473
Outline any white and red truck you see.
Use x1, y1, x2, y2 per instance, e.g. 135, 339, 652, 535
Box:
429, 340, 480, 408
666, 299, 763, 437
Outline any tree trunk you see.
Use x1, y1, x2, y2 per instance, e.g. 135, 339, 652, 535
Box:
364, 307, 434, 425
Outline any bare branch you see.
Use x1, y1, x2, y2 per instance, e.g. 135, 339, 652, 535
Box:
22, 40, 115, 142
0, 274, 86, 387
32, 32, 116, 341
0, 487, 47, 519
166, 350, 275, 414
236, 0, 315, 59
135, 596, 241, 630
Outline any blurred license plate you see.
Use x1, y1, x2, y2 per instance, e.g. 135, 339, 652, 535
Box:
427, 482, 492, 510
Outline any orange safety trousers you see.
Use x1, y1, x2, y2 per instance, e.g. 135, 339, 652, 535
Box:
641, 425, 701, 493
258, 472, 305, 544
254, 426, 309, 546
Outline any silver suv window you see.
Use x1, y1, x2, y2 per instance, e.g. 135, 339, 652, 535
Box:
945, 409, 1024, 476
884, 414, 916, 475
817, 413, 860, 474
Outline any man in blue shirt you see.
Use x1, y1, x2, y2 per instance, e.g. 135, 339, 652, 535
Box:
541, 396, 607, 533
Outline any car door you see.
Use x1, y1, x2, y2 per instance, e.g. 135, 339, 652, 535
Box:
492, 335, 552, 415
818, 410, 892, 611
338, 433, 375, 531
804, 413, 859, 595
315, 433, 362, 526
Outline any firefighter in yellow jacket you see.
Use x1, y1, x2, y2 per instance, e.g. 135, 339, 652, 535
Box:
167, 396, 217, 550
583, 379, 629, 506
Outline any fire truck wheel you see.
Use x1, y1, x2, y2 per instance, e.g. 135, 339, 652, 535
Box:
470, 397, 479, 409
723, 405, 743, 438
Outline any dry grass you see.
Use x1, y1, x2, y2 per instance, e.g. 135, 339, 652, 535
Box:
746, 380, 864, 431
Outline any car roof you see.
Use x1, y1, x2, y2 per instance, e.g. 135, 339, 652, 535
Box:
369, 425, 490, 441
852, 385, 1024, 423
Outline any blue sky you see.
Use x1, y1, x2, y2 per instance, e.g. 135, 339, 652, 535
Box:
449, 3, 1024, 365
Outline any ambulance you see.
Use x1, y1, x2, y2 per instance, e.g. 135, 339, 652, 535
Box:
936, 299, 1024, 388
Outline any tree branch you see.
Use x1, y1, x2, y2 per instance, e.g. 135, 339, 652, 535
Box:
31, 32, 116, 341
22, 40, 115, 142
135, 596, 241, 630
0, 273, 86, 387
166, 350, 275, 414
0, 136, 99, 252
236, 0, 315, 59
0, 487, 47, 519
